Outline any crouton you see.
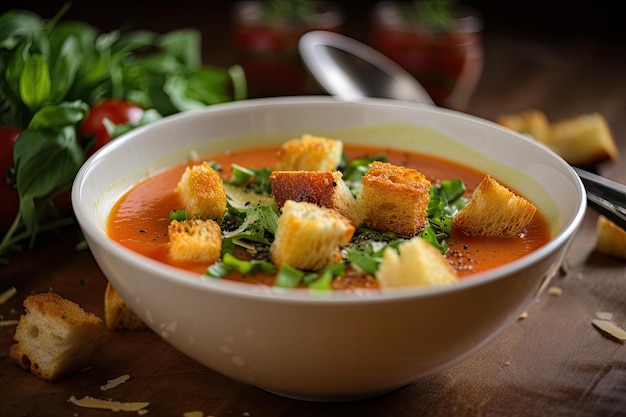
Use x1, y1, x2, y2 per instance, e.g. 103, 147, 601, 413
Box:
453, 175, 537, 237
175, 161, 227, 222
270, 200, 355, 271
496, 109, 551, 142
275, 134, 343, 171
270, 170, 364, 226
375, 237, 457, 288
497, 110, 619, 167
358, 161, 431, 237
168, 219, 222, 263
595, 215, 626, 260
104, 282, 149, 331
548, 113, 619, 166
9, 292, 106, 382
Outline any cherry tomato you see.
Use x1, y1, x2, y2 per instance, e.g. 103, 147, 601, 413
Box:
80, 99, 144, 153
0, 125, 22, 232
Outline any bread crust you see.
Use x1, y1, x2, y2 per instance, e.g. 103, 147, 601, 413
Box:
359, 161, 431, 237
270, 170, 363, 226
9, 292, 106, 382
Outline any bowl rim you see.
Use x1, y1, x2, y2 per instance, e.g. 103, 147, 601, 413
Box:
73, 96, 587, 304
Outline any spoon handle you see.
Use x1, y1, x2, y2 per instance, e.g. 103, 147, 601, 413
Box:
573, 167, 626, 230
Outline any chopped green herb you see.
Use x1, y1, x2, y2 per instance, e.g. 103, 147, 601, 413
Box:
275, 264, 306, 288
206, 252, 275, 278
169, 209, 188, 221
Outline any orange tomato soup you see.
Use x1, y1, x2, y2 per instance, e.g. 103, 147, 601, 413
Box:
108, 144, 551, 287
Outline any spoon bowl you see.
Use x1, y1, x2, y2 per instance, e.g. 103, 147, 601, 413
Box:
299, 30, 434, 105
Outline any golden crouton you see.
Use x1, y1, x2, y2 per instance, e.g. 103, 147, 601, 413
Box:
275, 134, 343, 171
270, 170, 364, 226
270, 200, 355, 271
375, 237, 458, 288
175, 161, 227, 222
10, 292, 106, 382
358, 161, 431, 237
496, 109, 551, 143
104, 282, 149, 332
548, 113, 619, 166
168, 219, 222, 263
595, 215, 626, 260
497, 110, 619, 167
453, 175, 537, 237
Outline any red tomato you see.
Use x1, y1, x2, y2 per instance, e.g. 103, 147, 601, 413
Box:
0, 126, 22, 232
81, 99, 144, 153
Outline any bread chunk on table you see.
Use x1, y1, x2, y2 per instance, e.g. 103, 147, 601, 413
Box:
453, 175, 536, 237
595, 215, 626, 260
270, 170, 363, 226
9, 292, 106, 382
358, 161, 431, 237
104, 282, 149, 331
270, 200, 355, 271
275, 134, 343, 171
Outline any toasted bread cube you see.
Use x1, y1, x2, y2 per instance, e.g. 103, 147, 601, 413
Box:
104, 283, 149, 332
548, 113, 619, 166
453, 175, 537, 237
168, 219, 222, 263
358, 161, 431, 237
9, 292, 106, 382
175, 162, 227, 222
595, 215, 626, 260
270, 200, 355, 271
270, 170, 364, 226
496, 109, 551, 143
275, 134, 343, 171
376, 237, 457, 288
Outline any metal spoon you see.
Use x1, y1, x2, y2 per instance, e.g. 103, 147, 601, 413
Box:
299, 30, 434, 105
298, 30, 626, 230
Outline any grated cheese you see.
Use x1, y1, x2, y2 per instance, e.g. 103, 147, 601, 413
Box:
101, 374, 131, 391
547, 286, 562, 296
0, 286, 17, 305
68, 395, 149, 412
592, 319, 626, 343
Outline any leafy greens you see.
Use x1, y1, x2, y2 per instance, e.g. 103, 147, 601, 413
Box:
0, 6, 246, 260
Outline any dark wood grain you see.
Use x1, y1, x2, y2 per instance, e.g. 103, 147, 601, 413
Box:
1, 4, 625, 416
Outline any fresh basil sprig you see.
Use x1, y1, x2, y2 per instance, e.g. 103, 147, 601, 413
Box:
0, 6, 246, 260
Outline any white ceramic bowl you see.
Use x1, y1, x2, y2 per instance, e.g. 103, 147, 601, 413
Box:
72, 97, 586, 402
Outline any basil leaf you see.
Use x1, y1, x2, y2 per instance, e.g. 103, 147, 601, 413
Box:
14, 127, 84, 234
20, 54, 51, 110
28, 100, 89, 129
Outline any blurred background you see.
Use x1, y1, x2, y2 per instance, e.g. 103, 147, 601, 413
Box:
3, 0, 622, 60
2, 0, 624, 111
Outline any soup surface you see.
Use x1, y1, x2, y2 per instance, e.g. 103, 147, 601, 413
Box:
108, 144, 550, 289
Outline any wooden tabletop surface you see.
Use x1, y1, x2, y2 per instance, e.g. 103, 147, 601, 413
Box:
1, 3, 625, 416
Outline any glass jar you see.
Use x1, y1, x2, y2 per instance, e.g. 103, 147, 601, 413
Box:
232, 1, 345, 98
370, 1, 483, 110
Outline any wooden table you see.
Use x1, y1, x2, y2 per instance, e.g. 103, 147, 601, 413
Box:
1, 6, 626, 416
